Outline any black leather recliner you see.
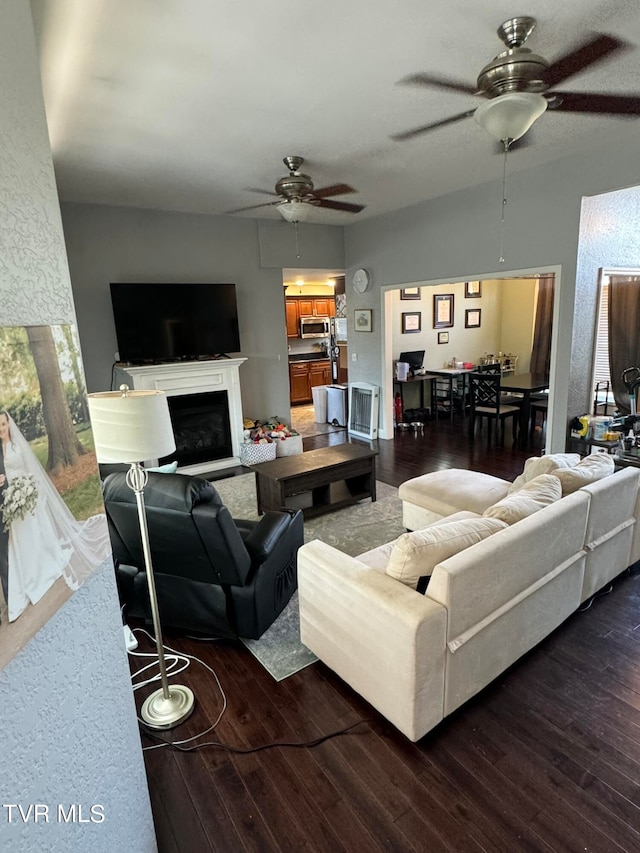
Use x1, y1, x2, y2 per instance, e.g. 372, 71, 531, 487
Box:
103, 472, 303, 639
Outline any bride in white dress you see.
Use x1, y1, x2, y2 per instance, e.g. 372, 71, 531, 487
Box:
0, 410, 110, 622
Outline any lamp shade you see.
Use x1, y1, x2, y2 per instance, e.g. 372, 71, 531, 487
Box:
474, 92, 548, 142
277, 200, 311, 223
87, 387, 176, 463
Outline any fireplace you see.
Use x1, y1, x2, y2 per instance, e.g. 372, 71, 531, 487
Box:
113, 358, 247, 473
162, 391, 232, 468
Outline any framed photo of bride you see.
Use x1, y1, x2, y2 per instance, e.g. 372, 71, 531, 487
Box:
0, 323, 110, 671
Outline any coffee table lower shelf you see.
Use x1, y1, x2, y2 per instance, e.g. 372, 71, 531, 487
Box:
252, 445, 377, 519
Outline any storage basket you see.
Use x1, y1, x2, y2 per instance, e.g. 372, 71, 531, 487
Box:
275, 434, 303, 457
240, 442, 277, 465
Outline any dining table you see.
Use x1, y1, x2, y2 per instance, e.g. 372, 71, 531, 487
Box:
500, 372, 550, 447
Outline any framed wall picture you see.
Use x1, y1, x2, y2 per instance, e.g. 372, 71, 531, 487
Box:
465, 281, 482, 298
437, 331, 449, 344
401, 312, 421, 333
433, 294, 454, 328
465, 308, 481, 328
354, 308, 372, 332
400, 287, 421, 300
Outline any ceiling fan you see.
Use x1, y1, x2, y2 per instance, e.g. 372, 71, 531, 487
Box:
226, 156, 365, 221
391, 16, 640, 146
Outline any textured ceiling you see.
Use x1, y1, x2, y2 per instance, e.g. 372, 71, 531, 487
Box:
30, 0, 640, 223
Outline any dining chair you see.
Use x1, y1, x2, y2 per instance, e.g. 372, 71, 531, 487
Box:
468, 372, 520, 446
530, 396, 549, 440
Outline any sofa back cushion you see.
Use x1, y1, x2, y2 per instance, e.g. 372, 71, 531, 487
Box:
427, 489, 590, 644
386, 516, 508, 589
483, 474, 562, 524
553, 452, 615, 495
508, 453, 580, 494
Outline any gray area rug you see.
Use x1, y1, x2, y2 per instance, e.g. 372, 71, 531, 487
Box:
212, 472, 404, 680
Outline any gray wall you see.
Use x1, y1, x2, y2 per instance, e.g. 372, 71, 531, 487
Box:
62, 204, 344, 420
342, 129, 640, 450
0, 3, 156, 850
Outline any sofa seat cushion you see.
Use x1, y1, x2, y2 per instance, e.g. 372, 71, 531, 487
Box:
357, 511, 481, 573
553, 453, 615, 495
398, 469, 511, 519
508, 453, 580, 494
483, 474, 562, 524
386, 516, 508, 589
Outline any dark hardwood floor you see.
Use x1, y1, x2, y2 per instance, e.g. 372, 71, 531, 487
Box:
134, 418, 640, 852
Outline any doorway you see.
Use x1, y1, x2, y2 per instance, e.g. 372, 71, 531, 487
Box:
380, 266, 562, 447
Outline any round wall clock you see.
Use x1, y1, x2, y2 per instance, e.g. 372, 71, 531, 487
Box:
352, 268, 371, 293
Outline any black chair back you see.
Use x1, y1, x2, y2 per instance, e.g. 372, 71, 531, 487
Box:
103, 472, 252, 587
476, 362, 501, 374
469, 372, 501, 413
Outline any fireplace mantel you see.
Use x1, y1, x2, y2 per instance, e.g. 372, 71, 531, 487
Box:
113, 359, 247, 474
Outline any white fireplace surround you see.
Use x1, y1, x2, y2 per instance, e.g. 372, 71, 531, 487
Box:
113, 359, 247, 474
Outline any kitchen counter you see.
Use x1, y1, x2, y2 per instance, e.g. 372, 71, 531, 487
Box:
289, 353, 330, 363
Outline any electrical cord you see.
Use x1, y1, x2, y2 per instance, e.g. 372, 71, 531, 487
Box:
129, 629, 373, 753
140, 718, 373, 754
577, 582, 614, 611
129, 627, 228, 751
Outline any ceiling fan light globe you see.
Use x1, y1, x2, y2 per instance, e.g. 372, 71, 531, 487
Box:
474, 92, 548, 142
277, 200, 310, 223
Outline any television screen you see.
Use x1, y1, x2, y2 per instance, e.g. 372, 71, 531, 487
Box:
110, 283, 241, 363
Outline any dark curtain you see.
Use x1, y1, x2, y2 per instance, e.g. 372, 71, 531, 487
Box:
608, 275, 640, 414
530, 274, 555, 376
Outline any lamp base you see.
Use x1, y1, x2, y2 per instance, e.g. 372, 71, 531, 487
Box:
141, 685, 195, 730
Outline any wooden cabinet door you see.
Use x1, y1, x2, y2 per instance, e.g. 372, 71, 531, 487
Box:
309, 361, 330, 388
312, 298, 331, 317
298, 298, 314, 317
285, 300, 299, 337
290, 364, 311, 403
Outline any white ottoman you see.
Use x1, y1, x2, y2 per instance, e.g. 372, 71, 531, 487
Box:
399, 469, 510, 530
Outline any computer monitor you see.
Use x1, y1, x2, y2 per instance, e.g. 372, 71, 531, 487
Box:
399, 350, 425, 373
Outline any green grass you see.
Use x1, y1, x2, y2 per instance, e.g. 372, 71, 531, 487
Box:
28, 429, 103, 520
62, 476, 104, 520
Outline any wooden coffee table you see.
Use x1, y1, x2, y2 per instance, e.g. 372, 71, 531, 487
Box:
252, 443, 377, 519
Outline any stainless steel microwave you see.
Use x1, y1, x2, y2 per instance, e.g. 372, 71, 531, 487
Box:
299, 316, 330, 338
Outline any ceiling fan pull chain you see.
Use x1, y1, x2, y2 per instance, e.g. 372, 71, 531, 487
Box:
498, 141, 509, 264
294, 220, 301, 260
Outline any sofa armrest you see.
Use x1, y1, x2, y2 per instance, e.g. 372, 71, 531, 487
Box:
298, 539, 447, 742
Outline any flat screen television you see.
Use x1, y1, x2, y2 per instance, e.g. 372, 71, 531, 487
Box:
110, 283, 241, 363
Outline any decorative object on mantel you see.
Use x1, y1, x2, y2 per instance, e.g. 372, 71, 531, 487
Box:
88, 385, 195, 730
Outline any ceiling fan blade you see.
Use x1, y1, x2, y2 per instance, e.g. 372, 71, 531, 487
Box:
549, 90, 640, 115
312, 183, 356, 199
391, 109, 476, 141
225, 200, 280, 214
543, 34, 630, 88
244, 187, 280, 197
317, 198, 365, 213
398, 72, 478, 96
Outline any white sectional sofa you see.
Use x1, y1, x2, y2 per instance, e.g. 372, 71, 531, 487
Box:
297, 454, 640, 742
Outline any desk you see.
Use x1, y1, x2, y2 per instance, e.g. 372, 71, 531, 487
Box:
393, 374, 437, 415
500, 373, 549, 447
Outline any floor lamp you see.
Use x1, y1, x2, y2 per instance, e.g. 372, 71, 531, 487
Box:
88, 384, 195, 729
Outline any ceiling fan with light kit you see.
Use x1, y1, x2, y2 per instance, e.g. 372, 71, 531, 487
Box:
391, 16, 640, 263
226, 156, 365, 222
391, 16, 640, 148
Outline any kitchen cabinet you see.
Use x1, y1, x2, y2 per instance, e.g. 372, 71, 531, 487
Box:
285, 300, 299, 337
286, 297, 335, 339
289, 359, 331, 404
309, 360, 332, 387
